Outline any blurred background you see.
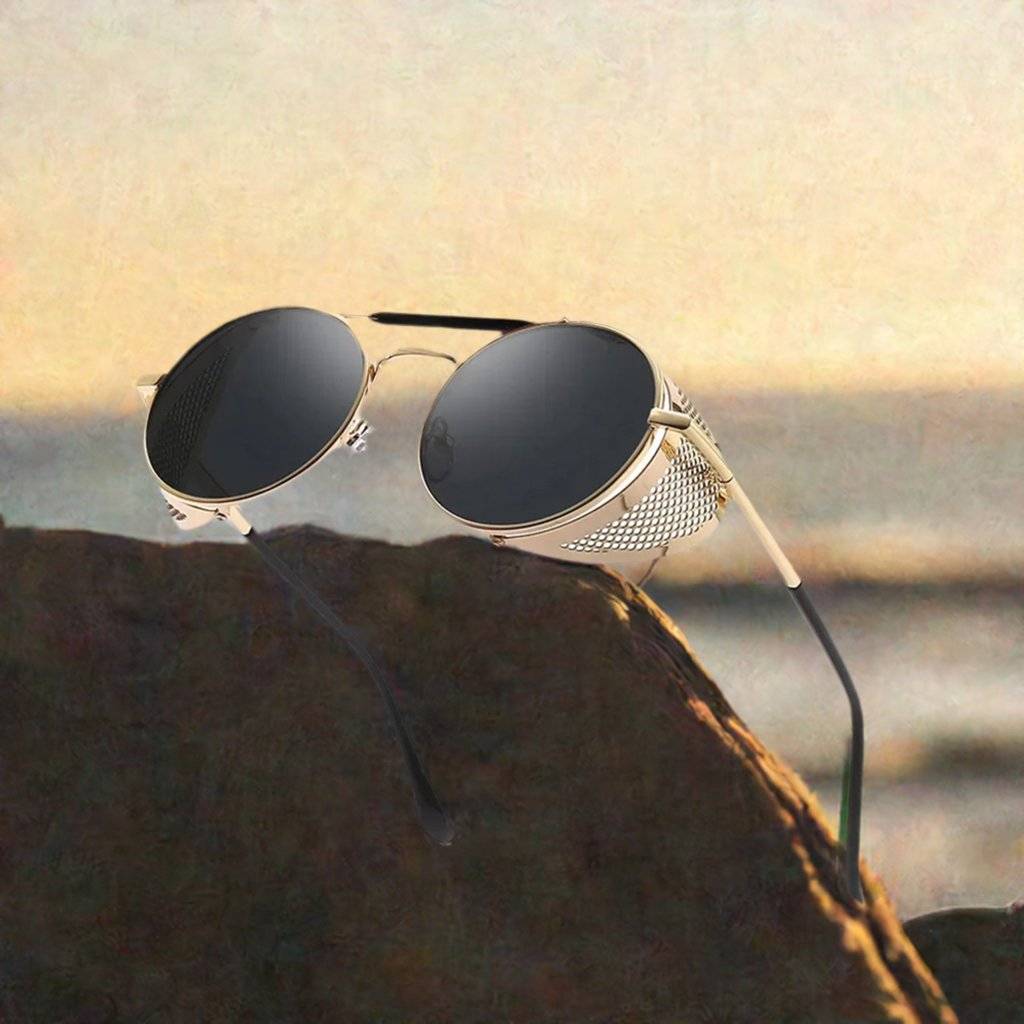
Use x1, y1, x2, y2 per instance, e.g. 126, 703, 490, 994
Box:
1, 0, 1021, 920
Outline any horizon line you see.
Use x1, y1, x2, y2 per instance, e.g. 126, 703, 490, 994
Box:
3, 379, 1024, 420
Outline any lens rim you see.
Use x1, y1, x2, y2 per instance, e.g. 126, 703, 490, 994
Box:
143, 306, 368, 506
416, 319, 663, 531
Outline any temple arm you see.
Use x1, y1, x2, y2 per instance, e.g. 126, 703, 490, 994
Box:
369, 311, 535, 333
649, 408, 865, 901
218, 507, 455, 846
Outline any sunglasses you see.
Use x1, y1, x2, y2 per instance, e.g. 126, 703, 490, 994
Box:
135, 306, 865, 900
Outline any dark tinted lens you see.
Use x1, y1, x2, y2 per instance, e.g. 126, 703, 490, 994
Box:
420, 323, 657, 526
146, 308, 364, 499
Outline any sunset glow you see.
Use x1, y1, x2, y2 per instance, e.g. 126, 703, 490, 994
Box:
2, 1, 1022, 413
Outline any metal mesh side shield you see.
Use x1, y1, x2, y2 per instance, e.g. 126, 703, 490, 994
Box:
147, 347, 231, 491
560, 379, 726, 555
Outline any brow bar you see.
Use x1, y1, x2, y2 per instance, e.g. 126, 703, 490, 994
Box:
369, 312, 535, 332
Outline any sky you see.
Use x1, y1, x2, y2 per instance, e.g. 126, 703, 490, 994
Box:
2, 0, 1023, 416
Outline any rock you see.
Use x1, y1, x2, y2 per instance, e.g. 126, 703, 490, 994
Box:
904, 904, 1024, 1023
0, 525, 956, 1022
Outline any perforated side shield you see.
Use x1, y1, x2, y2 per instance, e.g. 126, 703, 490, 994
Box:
147, 347, 232, 489
559, 381, 726, 555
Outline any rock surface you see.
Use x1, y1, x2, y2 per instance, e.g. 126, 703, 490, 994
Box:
0, 524, 956, 1022
904, 905, 1023, 1024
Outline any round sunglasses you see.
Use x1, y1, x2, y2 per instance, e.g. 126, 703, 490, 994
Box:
136, 306, 865, 900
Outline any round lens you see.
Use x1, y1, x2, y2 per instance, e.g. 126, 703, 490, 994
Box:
146, 307, 365, 500
420, 323, 658, 527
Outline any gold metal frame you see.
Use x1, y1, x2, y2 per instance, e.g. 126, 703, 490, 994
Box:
135, 311, 730, 584
138, 309, 372, 524
135, 307, 868, 895
412, 320, 728, 577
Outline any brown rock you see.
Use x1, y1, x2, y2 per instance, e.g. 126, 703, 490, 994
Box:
0, 525, 956, 1022
904, 904, 1024, 1023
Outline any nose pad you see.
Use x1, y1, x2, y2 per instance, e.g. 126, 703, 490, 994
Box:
342, 417, 373, 454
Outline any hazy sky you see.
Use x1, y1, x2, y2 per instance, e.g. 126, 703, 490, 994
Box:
2, 1, 1022, 414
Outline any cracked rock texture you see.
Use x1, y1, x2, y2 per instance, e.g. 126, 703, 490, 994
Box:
0, 524, 957, 1022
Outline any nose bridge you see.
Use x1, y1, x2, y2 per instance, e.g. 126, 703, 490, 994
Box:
332, 349, 459, 458
368, 347, 459, 385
